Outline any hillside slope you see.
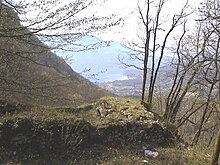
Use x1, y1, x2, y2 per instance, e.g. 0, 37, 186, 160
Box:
0, 5, 110, 106
0, 97, 211, 164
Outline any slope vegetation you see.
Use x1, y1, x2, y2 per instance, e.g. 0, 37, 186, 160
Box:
0, 97, 211, 164
0, 5, 110, 106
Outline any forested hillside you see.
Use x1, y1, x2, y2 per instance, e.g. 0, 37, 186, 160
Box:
0, 5, 110, 106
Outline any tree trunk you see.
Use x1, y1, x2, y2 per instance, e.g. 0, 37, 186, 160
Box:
218, 79, 220, 103
211, 128, 220, 165
140, 0, 150, 107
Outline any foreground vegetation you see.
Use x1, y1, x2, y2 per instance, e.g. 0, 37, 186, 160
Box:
0, 144, 212, 164
0, 97, 213, 164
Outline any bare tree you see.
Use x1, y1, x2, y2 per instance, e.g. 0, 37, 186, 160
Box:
164, 0, 220, 145
190, 0, 220, 145
164, 23, 207, 123
120, 0, 189, 111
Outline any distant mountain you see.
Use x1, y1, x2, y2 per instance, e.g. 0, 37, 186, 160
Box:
57, 36, 141, 82
57, 36, 174, 83
57, 36, 124, 82
0, 5, 110, 106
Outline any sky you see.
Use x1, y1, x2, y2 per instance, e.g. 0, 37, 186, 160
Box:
94, 0, 204, 42
17, 0, 205, 42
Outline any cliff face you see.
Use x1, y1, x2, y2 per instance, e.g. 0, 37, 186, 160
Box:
0, 5, 110, 106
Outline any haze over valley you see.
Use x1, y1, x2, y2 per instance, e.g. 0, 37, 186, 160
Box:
57, 35, 174, 97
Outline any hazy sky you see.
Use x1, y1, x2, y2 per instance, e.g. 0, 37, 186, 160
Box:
96, 0, 205, 42
19, 0, 205, 42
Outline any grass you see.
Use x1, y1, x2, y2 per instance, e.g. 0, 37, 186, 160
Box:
0, 97, 214, 164
74, 96, 156, 128
69, 145, 212, 165
0, 143, 212, 164
148, 146, 211, 165
0, 106, 80, 125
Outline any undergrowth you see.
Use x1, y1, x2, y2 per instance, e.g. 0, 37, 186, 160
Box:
0, 97, 213, 164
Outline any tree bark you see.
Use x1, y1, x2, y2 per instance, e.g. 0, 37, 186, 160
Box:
211, 128, 220, 165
